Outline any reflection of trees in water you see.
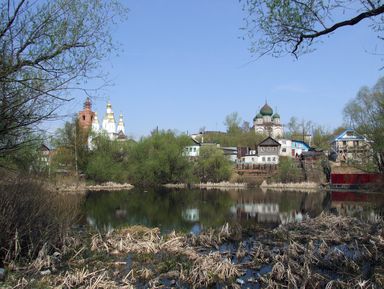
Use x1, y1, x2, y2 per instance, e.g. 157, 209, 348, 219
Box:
84, 188, 384, 232
84, 188, 234, 232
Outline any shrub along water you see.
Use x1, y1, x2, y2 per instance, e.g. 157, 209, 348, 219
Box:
0, 175, 82, 264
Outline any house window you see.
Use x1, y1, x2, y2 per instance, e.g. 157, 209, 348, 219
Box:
193, 147, 196, 152
262, 157, 265, 162
343, 141, 346, 146
252, 158, 254, 161
282, 148, 286, 152
272, 157, 276, 161
267, 157, 271, 162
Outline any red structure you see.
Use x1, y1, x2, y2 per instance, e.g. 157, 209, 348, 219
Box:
330, 173, 381, 189
78, 97, 95, 131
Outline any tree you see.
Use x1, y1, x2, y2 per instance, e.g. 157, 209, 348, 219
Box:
224, 112, 242, 134
0, 0, 126, 157
127, 131, 193, 187
241, 0, 384, 57
276, 156, 303, 183
85, 134, 131, 183
344, 77, 384, 172
285, 116, 312, 141
194, 146, 233, 183
51, 118, 89, 172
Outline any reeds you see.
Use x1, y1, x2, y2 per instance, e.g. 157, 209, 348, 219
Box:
2, 214, 383, 288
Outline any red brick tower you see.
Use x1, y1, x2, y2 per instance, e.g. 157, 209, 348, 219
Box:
78, 97, 95, 131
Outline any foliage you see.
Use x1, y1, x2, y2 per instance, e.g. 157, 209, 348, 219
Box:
194, 146, 233, 183
0, 0, 126, 156
224, 112, 242, 134
241, 0, 384, 57
311, 125, 331, 150
51, 118, 89, 172
85, 134, 131, 183
127, 131, 194, 187
344, 77, 384, 172
0, 135, 48, 173
275, 156, 303, 183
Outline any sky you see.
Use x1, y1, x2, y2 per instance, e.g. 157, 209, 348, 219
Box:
56, 0, 382, 140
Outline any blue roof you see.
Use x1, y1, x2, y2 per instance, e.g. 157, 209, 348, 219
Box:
332, 129, 366, 142
291, 140, 311, 149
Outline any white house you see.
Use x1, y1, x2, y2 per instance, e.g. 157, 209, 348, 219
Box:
240, 154, 279, 165
279, 139, 292, 157
183, 145, 200, 158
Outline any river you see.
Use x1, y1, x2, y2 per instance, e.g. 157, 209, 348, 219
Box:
84, 188, 384, 233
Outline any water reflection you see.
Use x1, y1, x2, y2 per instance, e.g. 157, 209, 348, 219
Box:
330, 191, 384, 222
84, 188, 384, 233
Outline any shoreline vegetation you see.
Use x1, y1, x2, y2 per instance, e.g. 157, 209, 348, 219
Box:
1, 214, 383, 288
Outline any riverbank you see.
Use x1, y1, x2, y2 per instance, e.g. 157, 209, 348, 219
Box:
1, 213, 383, 288
52, 182, 134, 194
260, 180, 321, 191
163, 182, 248, 190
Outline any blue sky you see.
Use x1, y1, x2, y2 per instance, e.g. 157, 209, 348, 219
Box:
58, 0, 382, 139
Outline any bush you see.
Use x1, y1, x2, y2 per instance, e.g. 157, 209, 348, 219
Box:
275, 156, 303, 183
0, 175, 82, 263
194, 146, 233, 183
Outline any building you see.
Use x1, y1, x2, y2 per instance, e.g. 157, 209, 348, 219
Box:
78, 98, 127, 144
291, 140, 311, 157
330, 129, 371, 163
78, 97, 96, 131
278, 139, 292, 157
239, 136, 280, 165
253, 102, 283, 139
279, 139, 311, 158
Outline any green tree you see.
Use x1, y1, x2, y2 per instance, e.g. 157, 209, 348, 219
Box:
0, 0, 126, 157
194, 146, 233, 183
224, 112, 242, 134
51, 118, 89, 172
276, 156, 303, 183
312, 125, 331, 150
127, 131, 193, 187
343, 77, 384, 172
241, 0, 384, 57
85, 134, 131, 183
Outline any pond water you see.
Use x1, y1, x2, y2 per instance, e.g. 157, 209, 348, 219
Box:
84, 188, 384, 233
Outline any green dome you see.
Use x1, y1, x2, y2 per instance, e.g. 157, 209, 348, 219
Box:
260, 103, 273, 116
272, 113, 280, 119
253, 113, 263, 121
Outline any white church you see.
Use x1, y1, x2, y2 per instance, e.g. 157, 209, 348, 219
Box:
92, 101, 126, 140
78, 98, 127, 142
253, 102, 283, 139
